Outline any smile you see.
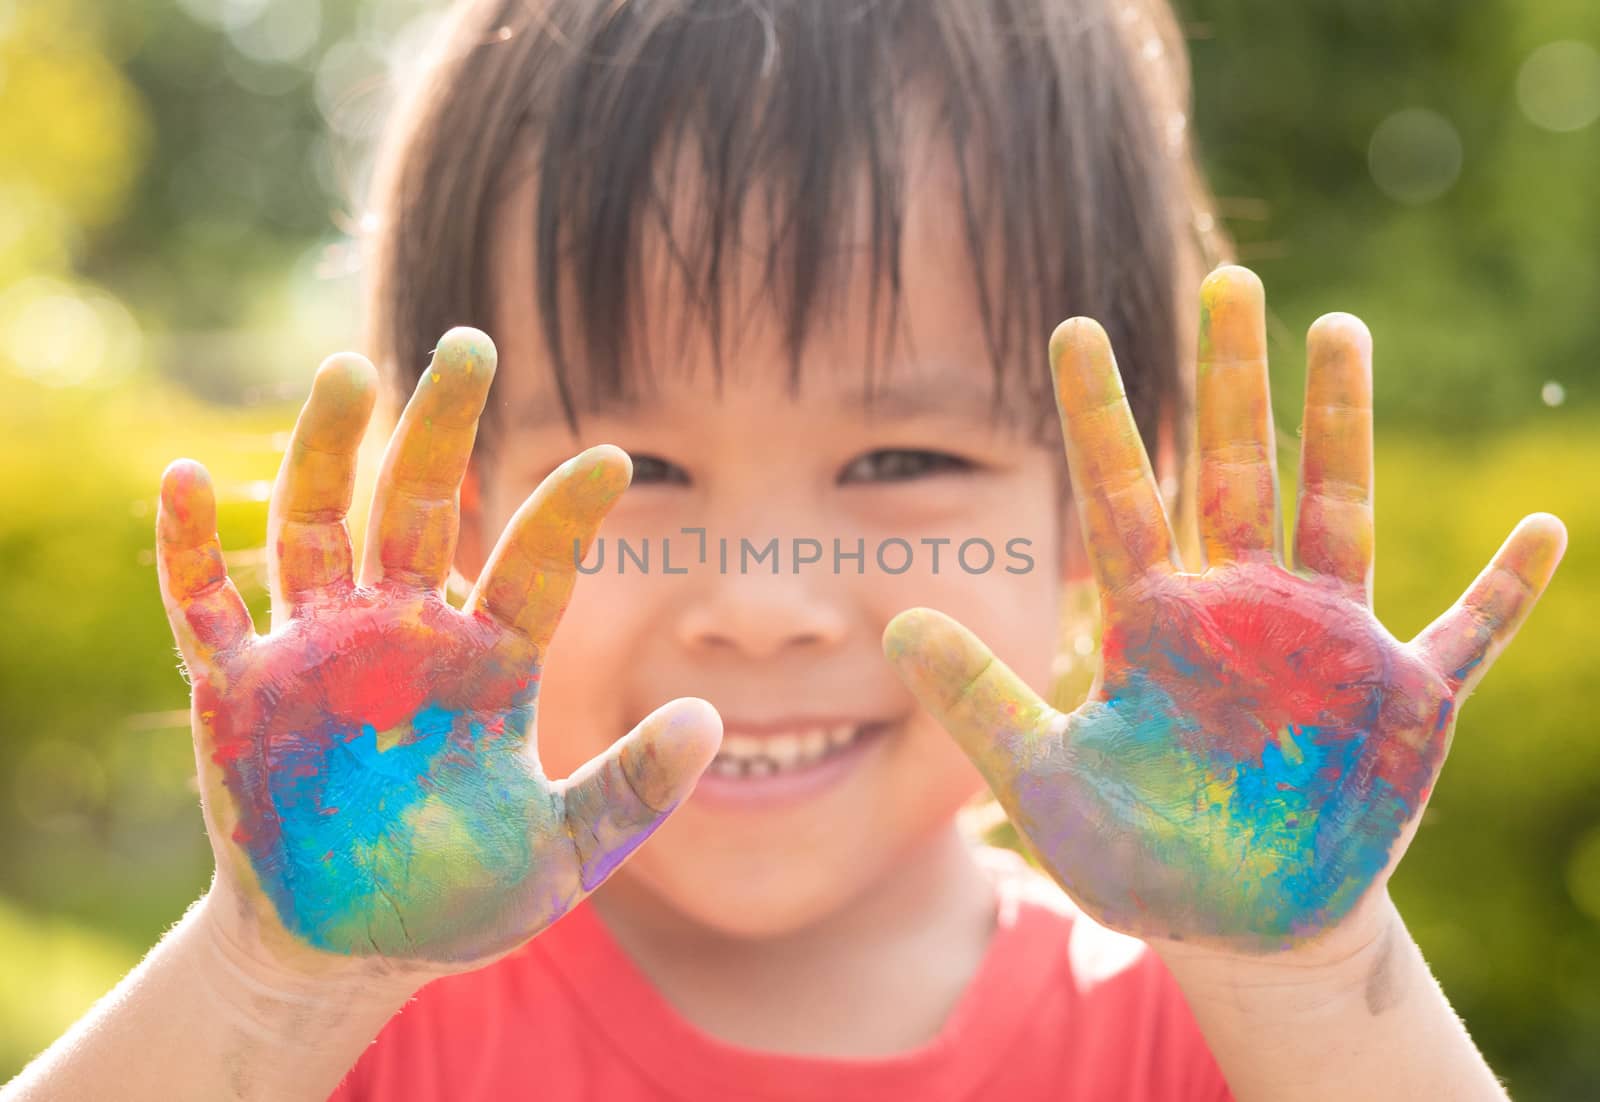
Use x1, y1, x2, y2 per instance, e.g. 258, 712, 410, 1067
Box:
707, 722, 885, 778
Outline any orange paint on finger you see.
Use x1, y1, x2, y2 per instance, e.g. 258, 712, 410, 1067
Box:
472, 446, 632, 639
366, 329, 498, 587
1048, 318, 1177, 591
1196, 266, 1279, 564
1196, 265, 1267, 366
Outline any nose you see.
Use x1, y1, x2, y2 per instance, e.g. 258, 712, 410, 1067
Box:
674, 568, 852, 660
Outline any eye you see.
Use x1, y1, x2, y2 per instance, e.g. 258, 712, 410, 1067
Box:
626, 452, 691, 486
838, 449, 976, 484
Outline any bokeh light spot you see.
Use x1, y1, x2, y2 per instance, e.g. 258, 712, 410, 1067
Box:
0, 277, 142, 388
1368, 108, 1463, 205
1517, 41, 1600, 133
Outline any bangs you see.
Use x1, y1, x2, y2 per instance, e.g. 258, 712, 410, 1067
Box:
370, 0, 1210, 460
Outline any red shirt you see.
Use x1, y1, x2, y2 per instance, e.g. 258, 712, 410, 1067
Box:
331, 849, 1233, 1100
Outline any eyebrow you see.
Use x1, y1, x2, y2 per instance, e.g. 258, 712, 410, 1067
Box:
496, 363, 1042, 432
858, 368, 1034, 423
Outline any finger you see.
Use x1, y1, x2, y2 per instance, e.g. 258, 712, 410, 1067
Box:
1050, 317, 1179, 594
267, 353, 378, 624
156, 459, 255, 667
466, 445, 631, 650
882, 607, 1057, 793
361, 327, 496, 590
1293, 313, 1374, 599
559, 697, 722, 891
1411, 513, 1567, 695
1196, 265, 1281, 566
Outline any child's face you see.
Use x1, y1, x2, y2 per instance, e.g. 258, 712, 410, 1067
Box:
462, 163, 1070, 937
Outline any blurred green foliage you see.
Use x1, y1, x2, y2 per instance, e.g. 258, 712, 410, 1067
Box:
0, 0, 1597, 1096
1183, 0, 1599, 426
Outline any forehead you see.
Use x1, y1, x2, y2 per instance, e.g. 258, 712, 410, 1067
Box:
483, 126, 1054, 436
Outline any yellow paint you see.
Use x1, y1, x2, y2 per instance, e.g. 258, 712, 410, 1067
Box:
1276, 728, 1305, 766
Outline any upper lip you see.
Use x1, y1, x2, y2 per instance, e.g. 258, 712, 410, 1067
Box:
717, 716, 890, 737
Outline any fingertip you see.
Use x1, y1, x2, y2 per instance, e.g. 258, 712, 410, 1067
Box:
432, 326, 498, 382
581, 442, 633, 475
882, 607, 993, 703
521, 447, 631, 534
1308, 311, 1372, 353
1304, 313, 1374, 409
1203, 263, 1260, 316
408, 329, 496, 433
1509, 512, 1568, 585
313, 351, 379, 401
302, 353, 379, 446
565, 444, 633, 500
1199, 265, 1266, 359
162, 457, 212, 493
642, 695, 723, 735
1048, 316, 1110, 367
882, 606, 946, 660
635, 697, 724, 800
666, 696, 724, 749
159, 459, 215, 537
1048, 318, 1123, 410
1522, 510, 1568, 545
1201, 263, 1264, 305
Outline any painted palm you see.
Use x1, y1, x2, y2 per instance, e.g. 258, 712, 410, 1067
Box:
156, 330, 718, 968
886, 268, 1564, 953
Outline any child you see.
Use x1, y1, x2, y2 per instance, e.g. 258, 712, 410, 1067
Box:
5, 1, 1564, 1100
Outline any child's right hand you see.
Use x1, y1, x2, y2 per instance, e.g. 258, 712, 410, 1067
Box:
156, 328, 720, 977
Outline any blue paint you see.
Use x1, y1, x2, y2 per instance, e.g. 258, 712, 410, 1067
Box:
260, 702, 535, 950
1051, 666, 1413, 940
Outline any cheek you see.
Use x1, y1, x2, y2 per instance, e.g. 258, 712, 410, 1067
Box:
857, 497, 1064, 698
527, 581, 649, 780
926, 581, 1061, 724
900, 708, 990, 812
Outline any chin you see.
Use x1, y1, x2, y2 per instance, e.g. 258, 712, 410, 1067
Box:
612, 775, 986, 942
672, 881, 857, 941
616, 823, 879, 940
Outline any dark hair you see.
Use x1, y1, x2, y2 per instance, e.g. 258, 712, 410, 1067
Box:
366, 0, 1223, 478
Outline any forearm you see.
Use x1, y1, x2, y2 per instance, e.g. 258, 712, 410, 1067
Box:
1157, 892, 1506, 1102
3, 888, 419, 1102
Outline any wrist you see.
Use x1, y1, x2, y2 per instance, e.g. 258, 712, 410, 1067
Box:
1152, 888, 1408, 1019
191, 885, 423, 1041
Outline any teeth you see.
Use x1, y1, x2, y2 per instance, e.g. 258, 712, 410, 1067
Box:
723, 734, 763, 758
710, 723, 870, 777
767, 733, 800, 768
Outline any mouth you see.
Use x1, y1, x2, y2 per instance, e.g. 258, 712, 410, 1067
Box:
690, 718, 895, 810
707, 721, 885, 778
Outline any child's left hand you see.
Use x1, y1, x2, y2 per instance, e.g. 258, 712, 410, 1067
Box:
884, 266, 1565, 957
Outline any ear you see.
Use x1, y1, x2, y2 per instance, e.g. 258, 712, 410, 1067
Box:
454, 460, 488, 588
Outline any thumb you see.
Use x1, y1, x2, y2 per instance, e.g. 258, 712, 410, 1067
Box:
882, 607, 1055, 792
558, 697, 722, 892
